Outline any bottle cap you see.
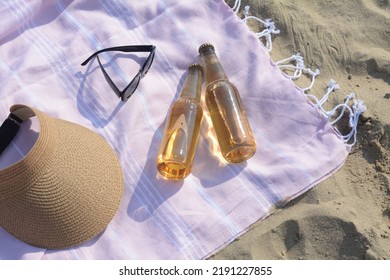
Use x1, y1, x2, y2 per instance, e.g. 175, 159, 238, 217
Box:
188, 63, 203, 74
198, 43, 215, 54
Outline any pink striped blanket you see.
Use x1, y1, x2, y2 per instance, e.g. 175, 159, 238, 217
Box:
0, 0, 354, 259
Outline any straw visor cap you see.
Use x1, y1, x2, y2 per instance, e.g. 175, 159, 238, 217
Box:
0, 105, 124, 249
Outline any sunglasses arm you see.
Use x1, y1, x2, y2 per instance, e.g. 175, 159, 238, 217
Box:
81, 45, 156, 66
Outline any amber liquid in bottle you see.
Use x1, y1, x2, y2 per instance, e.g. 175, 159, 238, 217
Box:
199, 43, 256, 163
157, 64, 203, 180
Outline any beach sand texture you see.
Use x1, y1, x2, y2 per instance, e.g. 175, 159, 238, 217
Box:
212, 0, 390, 260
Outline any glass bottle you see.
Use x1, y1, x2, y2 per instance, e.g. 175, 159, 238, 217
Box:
198, 43, 256, 163
157, 64, 203, 180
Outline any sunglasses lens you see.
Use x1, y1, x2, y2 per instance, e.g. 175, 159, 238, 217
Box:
143, 51, 155, 75
85, 45, 155, 102
123, 75, 141, 101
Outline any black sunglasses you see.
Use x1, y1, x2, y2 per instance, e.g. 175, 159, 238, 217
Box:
81, 45, 156, 102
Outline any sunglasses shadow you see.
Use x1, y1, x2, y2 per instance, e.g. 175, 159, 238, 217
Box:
75, 53, 143, 128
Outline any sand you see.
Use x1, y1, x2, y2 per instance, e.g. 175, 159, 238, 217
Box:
211, 0, 390, 260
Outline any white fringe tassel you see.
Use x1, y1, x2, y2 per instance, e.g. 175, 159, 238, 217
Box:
229, 1, 366, 147
327, 93, 367, 146
276, 52, 366, 147
231, 1, 280, 51
232, 0, 241, 13
275, 53, 321, 92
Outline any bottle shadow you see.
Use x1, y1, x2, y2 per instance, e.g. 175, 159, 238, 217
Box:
126, 72, 188, 223
126, 122, 184, 223
126, 67, 247, 222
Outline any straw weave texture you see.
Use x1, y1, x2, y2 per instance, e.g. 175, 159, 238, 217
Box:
0, 106, 123, 249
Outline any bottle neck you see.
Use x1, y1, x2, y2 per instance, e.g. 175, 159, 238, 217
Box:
200, 49, 228, 85
179, 68, 203, 101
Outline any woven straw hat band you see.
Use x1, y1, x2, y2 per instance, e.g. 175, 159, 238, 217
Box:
0, 105, 123, 249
